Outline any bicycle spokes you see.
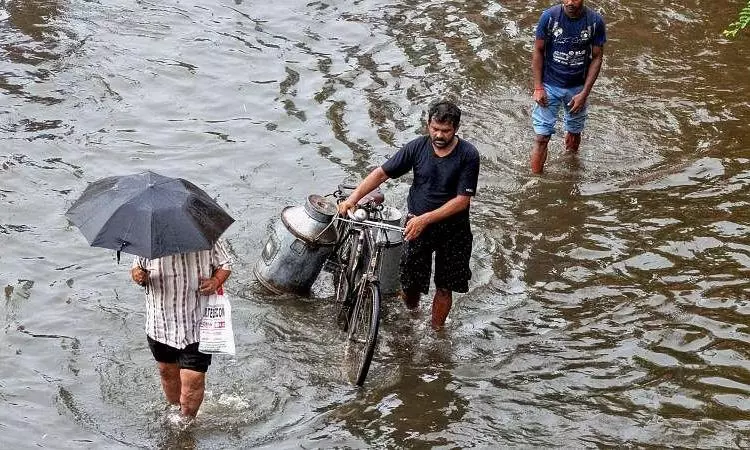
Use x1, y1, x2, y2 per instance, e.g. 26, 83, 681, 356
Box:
344, 282, 380, 386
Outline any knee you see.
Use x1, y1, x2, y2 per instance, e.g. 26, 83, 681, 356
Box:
158, 363, 179, 380
181, 384, 204, 402
534, 134, 551, 144
180, 371, 206, 398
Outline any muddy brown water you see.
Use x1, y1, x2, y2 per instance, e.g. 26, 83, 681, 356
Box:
1, 0, 749, 448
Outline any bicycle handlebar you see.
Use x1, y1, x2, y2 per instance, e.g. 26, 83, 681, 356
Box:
334, 216, 405, 233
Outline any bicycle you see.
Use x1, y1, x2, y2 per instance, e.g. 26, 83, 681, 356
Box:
325, 184, 404, 386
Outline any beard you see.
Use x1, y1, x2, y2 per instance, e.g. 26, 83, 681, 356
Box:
431, 137, 451, 148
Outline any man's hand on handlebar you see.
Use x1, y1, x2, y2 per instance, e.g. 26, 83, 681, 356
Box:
337, 199, 356, 216
404, 214, 430, 241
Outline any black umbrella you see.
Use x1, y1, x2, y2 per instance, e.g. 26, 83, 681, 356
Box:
65, 171, 234, 261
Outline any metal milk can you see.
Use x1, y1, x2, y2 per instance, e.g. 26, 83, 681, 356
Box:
254, 194, 338, 295
376, 206, 404, 295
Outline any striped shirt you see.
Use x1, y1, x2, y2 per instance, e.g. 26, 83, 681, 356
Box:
131, 240, 232, 349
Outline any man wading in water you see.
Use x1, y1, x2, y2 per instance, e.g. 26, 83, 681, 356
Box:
530, 0, 607, 173
338, 100, 480, 329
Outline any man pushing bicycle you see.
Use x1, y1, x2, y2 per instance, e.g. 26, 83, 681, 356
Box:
337, 100, 480, 330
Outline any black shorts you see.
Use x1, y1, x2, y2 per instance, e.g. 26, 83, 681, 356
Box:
399, 215, 473, 294
146, 336, 212, 373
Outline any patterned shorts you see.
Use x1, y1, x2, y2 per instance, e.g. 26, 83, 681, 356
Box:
399, 215, 473, 294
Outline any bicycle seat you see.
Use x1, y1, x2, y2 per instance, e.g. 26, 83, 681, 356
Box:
357, 188, 384, 206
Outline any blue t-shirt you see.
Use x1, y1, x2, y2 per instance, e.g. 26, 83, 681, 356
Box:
535, 5, 607, 88
381, 136, 480, 220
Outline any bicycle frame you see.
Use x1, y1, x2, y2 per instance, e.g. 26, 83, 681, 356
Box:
332, 204, 402, 315
344, 217, 384, 303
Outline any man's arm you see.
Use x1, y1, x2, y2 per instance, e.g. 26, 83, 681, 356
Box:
532, 38, 548, 107
403, 195, 472, 241
199, 268, 231, 295
336, 167, 390, 215
570, 45, 604, 113
200, 240, 232, 295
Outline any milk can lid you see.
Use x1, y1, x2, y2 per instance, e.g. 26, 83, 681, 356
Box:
304, 194, 337, 222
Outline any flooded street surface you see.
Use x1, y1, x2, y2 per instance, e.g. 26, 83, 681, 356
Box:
2, 0, 750, 447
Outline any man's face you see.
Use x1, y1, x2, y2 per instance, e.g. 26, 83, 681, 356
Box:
562, 0, 584, 17
428, 119, 457, 149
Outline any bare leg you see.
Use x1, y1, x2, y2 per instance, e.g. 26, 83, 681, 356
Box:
157, 362, 181, 405
179, 369, 206, 417
431, 288, 453, 330
564, 132, 581, 154
401, 288, 421, 310
531, 134, 551, 174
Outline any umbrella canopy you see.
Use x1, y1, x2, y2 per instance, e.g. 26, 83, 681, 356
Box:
65, 171, 234, 260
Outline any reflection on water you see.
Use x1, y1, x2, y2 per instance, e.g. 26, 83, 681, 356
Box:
1, 0, 74, 139
4, 0, 66, 53
348, 336, 467, 447
0, 0, 749, 447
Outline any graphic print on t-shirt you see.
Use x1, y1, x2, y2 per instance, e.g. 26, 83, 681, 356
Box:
550, 23, 593, 68
537, 5, 606, 88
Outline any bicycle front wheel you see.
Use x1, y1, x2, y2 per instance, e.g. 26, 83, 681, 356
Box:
335, 231, 364, 331
345, 281, 381, 386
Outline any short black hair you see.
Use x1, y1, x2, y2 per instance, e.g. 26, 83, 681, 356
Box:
428, 100, 461, 129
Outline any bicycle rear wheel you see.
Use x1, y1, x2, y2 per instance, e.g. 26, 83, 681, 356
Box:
345, 281, 381, 386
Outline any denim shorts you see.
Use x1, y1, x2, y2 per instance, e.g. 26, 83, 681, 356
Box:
531, 83, 588, 136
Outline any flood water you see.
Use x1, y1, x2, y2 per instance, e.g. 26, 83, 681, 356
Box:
2, 0, 750, 447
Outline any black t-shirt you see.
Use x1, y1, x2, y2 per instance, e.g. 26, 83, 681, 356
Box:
381, 136, 480, 220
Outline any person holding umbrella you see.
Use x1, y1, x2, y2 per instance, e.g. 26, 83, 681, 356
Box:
65, 171, 235, 419
131, 241, 232, 418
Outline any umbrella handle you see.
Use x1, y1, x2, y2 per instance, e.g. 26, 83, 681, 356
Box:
140, 266, 150, 295
116, 241, 129, 264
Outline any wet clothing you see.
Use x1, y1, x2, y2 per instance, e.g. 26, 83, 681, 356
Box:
382, 136, 480, 221
400, 215, 473, 294
536, 5, 607, 88
381, 135, 480, 293
532, 83, 587, 135
147, 336, 212, 373
132, 240, 232, 350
